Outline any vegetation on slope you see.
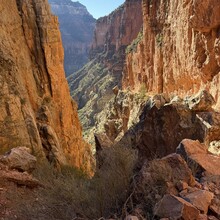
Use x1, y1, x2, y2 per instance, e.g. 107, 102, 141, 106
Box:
126, 31, 143, 54
15, 146, 137, 219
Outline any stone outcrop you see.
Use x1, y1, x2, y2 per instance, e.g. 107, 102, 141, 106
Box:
184, 190, 214, 214
94, 90, 148, 148
123, 0, 220, 108
117, 94, 205, 163
68, 0, 143, 146
0, 0, 92, 171
122, 141, 220, 220
177, 139, 220, 176
154, 194, 200, 220
0, 162, 42, 189
48, 0, 96, 76
139, 154, 196, 191
0, 147, 37, 173
111, 90, 220, 166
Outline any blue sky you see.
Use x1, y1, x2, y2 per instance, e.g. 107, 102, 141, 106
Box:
76, 0, 125, 19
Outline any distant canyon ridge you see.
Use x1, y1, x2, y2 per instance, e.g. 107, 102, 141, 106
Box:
48, 0, 96, 76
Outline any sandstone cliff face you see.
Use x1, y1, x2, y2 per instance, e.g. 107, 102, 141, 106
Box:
90, 0, 143, 58
0, 0, 92, 170
68, 0, 143, 145
123, 0, 220, 108
48, 0, 96, 76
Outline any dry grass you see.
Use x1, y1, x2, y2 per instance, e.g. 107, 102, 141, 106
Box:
14, 146, 137, 219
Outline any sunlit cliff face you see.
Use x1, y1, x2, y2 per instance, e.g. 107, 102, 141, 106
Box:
123, 0, 220, 109
0, 0, 92, 172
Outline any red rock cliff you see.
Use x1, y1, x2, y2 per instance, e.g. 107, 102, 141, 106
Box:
91, 0, 143, 57
123, 0, 220, 108
68, 0, 143, 145
0, 0, 92, 170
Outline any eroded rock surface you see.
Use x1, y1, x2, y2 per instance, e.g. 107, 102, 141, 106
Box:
177, 139, 220, 176
154, 194, 200, 220
184, 190, 214, 214
123, 0, 220, 108
48, 0, 96, 76
0, 147, 37, 173
0, 0, 92, 171
68, 0, 143, 146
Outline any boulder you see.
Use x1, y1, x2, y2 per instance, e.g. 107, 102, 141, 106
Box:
136, 154, 195, 208
210, 195, 220, 218
209, 204, 220, 218
154, 194, 200, 220
0, 163, 42, 188
0, 147, 37, 173
151, 154, 195, 186
177, 139, 220, 176
184, 190, 214, 214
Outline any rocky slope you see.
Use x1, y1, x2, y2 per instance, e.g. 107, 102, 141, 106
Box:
123, 0, 220, 108
95, 90, 220, 219
68, 0, 143, 145
48, 0, 96, 76
0, 0, 92, 171
115, 91, 219, 164
92, 1, 220, 215
92, 0, 220, 216
93, 0, 220, 161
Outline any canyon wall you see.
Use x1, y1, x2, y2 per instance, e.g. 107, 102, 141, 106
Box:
90, 0, 143, 58
0, 0, 92, 170
123, 0, 220, 108
48, 0, 96, 76
68, 0, 143, 145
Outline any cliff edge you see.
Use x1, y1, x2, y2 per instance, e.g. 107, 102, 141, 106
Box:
0, 0, 92, 170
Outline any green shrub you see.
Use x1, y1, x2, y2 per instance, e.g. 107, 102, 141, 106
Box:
138, 83, 147, 99
126, 31, 143, 54
156, 33, 163, 47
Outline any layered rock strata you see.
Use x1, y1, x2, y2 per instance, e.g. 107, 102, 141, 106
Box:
0, 0, 92, 170
68, 0, 143, 145
48, 0, 96, 76
123, 0, 220, 108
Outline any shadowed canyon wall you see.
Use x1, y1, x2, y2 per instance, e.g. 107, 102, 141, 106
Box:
0, 0, 92, 171
123, 0, 220, 108
48, 0, 96, 76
